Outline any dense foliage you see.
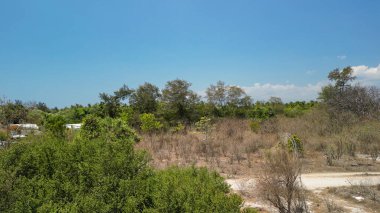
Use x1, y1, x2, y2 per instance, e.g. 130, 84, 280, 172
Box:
0, 80, 316, 131
0, 136, 242, 212
152, 167, 242, 213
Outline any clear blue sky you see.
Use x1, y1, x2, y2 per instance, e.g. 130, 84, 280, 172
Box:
1, 0, 379, 107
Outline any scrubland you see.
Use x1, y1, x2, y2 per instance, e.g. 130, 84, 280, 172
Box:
138, 108, 380, 178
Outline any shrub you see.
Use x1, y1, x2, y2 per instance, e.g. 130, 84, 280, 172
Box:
257, 149, 309, 213
0, 130, 8, 141
287, 134, 304, 155
284, 106, 304, 118
195, 116, 212, 132
0, 136, 152, 212
44, 114, 66, 138
0, 137, 242, 212
80, 115, 102, 140
170, 122, 185, 133
152, 166, 242, 213
140, 113, 163, 134
102, 117, 140, 142
249, 120, 260, 133
248, 106, 274, 120
81, 116, 139, 143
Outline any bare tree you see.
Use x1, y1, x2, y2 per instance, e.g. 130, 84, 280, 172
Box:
257, 149, 309, 213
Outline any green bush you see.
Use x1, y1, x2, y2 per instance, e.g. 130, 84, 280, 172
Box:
152, 167, 242, 213
0, 137, 242, 212
0, 136, 152, 212
287, 134, 304, 155
0, 130, 8, 141
195, 116, 212, 134
170, 122, 185, 133
101, 117, 140, 143
44, 114, 66, 138
248, 106, 274, 120
249, 120, 260, 133
140, 113, 163, 134
81, 116, 139, 142
81, 115, 102, 140
284, 106, 304, 118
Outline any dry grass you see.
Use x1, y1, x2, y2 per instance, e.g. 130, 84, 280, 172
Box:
137, 108, 380, 177
325, 184, 380, 212
137, 118, 276, 176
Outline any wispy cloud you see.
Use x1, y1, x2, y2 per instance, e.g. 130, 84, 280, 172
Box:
337, 55, 347, 60
306, 70, 316, 75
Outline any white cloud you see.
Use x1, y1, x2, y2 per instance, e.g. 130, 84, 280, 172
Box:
241, 82, 326, 102
352, 64, 380, 81
198, 82, 326, 102
337, 55, 347, 60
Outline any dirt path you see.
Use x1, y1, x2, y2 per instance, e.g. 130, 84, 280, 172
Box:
301, 172, 380, 190
226, 172, 380, 212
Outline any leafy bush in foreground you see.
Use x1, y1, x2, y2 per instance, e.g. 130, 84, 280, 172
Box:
0, 136, 242, 212
152, 167, 242, 213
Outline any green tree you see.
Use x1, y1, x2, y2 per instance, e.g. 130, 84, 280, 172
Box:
161, 79, 200, 123
99, 84, 134, 118
130, 82, 161, 114
58, 104, 89, 123
0, 100, 28, 125
226, 86, 250, 106
320, 67, 380, 120
26, 109, 45, 125
34, 102, 50, 113
328, 66, 356, 91
206, 81, 227, 106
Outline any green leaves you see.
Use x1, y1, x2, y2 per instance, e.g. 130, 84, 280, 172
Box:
140, 113, 163, 133
44, 114, 66, 138
152, 167, 242, 213
81, 116, 140, 142
0, 137, 242, 212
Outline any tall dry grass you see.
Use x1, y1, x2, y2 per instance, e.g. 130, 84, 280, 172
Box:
137, 108, 380, 176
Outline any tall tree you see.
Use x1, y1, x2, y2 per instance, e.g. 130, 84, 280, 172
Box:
206, 81, 227, 106
226, 86, 251, 106
328, 66, 356, 91
0, 100, 28, 124
130, 82, 161, 113
99, 84, 133, 118
161, 79, 199, 122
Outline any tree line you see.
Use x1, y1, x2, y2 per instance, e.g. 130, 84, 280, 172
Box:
0, 79, 316, 132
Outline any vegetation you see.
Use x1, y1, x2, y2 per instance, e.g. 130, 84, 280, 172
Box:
257, 149, 308, 213
1, 66, 380, 212
0, 135, 242, 212
287, 134, 304, 156
139, 113, 163, 134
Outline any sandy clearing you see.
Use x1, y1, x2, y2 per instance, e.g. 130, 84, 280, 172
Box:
226, 172, 380, 191
227, 172, 380, 212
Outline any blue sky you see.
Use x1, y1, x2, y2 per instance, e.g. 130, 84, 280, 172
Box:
1, 0, 380, 107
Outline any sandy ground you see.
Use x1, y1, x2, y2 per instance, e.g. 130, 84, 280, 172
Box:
226, 172, 380, 212
301, 172, 380, 190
